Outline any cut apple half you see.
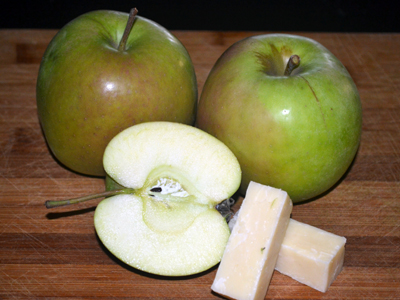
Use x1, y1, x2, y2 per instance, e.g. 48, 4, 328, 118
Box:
94, 121, 241, 276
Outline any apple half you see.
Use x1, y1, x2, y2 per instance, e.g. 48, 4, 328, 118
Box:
94, 122, 241, 276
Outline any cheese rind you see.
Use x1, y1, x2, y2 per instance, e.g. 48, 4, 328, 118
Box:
275, 219, 346, 292
211, 181, 292, 300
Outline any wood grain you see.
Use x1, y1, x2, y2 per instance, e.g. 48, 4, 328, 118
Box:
0, 29, 399, 299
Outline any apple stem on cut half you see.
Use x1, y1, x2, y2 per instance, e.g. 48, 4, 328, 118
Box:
284, 55, 301, 76
45, 190, 237, 222
118, 8, 139, 52
44, 188, 135, 209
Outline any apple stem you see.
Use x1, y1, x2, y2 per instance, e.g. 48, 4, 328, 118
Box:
284, 55, 301, 76
118, 8, 139, 52
44, 188, 135, 209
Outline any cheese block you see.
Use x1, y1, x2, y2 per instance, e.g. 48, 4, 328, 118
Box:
275, 219, 346, 292
211, 181, 292, 300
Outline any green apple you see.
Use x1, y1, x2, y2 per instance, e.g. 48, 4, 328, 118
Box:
197, 34, 362, 203
37, 9, 197, 176
46, 122, 241, 276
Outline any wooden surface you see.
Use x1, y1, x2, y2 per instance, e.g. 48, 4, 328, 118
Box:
0, 29, 399, 299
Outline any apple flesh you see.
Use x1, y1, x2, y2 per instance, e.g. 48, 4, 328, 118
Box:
197, 34, 362, 202
94, 122, 241, 276
37, 9, 197, 176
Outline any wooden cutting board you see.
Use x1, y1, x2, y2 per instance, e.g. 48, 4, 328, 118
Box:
0, 29, 399, 299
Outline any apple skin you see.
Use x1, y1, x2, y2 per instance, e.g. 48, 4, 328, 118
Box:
37, 10, 197, 176
197, 34, 362, 202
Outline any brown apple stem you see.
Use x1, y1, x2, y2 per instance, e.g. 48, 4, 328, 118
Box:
45, 188, 135, 209
284, 55, 301, 76
118, 8, 139, 52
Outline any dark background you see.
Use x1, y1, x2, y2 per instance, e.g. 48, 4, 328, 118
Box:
1, 0, 399, 32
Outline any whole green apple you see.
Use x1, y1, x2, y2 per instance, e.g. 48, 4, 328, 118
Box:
197, 34, 362, 202
37, 9, 197, 176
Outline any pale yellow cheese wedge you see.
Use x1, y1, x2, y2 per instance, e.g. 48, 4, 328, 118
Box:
275, 219, 346, 292
211, 181, 293, 300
